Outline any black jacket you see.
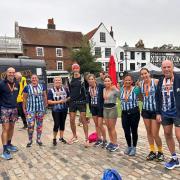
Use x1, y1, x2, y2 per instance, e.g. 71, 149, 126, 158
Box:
156, 73, 180, 118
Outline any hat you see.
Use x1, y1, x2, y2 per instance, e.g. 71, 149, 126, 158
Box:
72, 63, 80, 71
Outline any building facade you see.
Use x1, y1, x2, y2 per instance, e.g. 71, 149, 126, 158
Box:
86, 23, 116, 71
115, 45, 150, 73
15, 19, 83, 72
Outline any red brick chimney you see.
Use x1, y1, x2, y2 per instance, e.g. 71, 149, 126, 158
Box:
47, 18, 56, 30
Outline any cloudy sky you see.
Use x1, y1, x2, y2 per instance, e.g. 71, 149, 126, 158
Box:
0, 0, 179, 47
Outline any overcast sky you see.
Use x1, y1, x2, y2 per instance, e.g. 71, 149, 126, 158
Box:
0, 0, 179, 48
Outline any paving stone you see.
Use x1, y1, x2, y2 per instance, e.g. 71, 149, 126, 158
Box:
0, 113, 180, 179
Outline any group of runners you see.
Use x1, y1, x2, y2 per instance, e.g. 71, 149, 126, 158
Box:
0, 59, 180, 170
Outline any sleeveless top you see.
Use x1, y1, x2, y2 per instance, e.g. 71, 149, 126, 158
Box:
141, 79, 156, 112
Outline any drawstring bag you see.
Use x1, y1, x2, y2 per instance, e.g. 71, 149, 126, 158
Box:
88, 132, 97, 143
102, 169, 122, 180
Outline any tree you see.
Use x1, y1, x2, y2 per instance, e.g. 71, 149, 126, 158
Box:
71, 38, 102, 75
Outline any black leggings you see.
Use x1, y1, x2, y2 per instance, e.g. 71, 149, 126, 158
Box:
52, 111, 67, 132
122, 111, 140, 147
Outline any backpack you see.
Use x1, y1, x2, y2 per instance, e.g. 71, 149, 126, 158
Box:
88, 132, 97, 143
102, 169, 122, 180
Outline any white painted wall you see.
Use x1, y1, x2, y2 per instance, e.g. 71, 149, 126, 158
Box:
89, 23, 116, 71
115, 46, 150, 72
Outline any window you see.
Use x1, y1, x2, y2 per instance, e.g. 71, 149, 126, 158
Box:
56, 48, 63, 57
120, 63, 123, 71
141, 63, 146, 67
100, 32, 106, 42
36, 47, 44, 56
105, 48, 111, 58
95, 47, 101, 57
57, 61, 63, 71
120, 52, 124, 60
130, 63, 135, 70
130, 51, 135, 60
142, 52, 146, 60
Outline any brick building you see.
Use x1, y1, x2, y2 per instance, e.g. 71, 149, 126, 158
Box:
15, 19, 83, 73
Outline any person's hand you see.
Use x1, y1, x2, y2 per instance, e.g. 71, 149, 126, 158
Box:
156, 114, 162, 123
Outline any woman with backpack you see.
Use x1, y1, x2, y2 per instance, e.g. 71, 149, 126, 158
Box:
48, 76, 70, 146
87, 74, 107, 148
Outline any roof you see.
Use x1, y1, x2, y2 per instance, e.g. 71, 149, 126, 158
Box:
85, 23, 106, 40
120, 46, 151, 52
150, 48, 180, 53
0, 58, 46, 67
18, 26, 83, 47
85, 27, 99, 40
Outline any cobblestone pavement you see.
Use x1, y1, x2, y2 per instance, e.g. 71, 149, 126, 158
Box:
0, 111, 180, 180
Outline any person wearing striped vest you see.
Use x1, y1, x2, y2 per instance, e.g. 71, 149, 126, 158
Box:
48, 76, 70, 146
120, 74, 140, 156
156, 60, 180, 170
139, 68, 164, 161
87, 74, 107, 148
23, 74, 47, 147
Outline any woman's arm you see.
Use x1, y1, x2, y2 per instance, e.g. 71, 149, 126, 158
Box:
22, 93, 28, 115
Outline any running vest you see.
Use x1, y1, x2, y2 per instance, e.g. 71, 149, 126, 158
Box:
120, 87, 138, 111
50, 87, 68, 111
26, 84, 45, 112
141, 79, 156, 111
89, 86, 98, 106
161, 78, 176, 117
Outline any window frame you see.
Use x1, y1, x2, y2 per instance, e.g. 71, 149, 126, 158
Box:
105, 48, 111, 58
36, 47, 44, 57
130, 63, 135, 70
142, 52, 146, 60
100, 32, 106, 43
94, 47, 101, 58
130, 51, 135, 60
56, 48, 63, 57
57, 61, 64, 71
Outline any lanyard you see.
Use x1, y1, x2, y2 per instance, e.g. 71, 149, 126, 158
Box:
144, 80, 151, 97
163, 76, 174, 96
124, 86, 132, 102
89, 85, 97, 97
7, 82, 15, 94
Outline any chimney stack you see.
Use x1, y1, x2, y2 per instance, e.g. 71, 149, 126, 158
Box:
47, 18, 56, 30
110, 26, 113, 38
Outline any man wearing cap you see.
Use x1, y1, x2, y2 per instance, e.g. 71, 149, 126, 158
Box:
68, 63, 89, 147
156, 60, 180, 169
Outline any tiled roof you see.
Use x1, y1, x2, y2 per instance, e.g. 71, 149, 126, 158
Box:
85, 23, 102, 40
18, 26, 83, 47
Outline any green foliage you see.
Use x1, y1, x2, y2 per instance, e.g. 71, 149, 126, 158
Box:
71, 38, 102, 75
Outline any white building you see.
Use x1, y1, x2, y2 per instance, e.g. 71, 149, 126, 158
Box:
115, 44, 151, 74
86, 23, 116, 71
